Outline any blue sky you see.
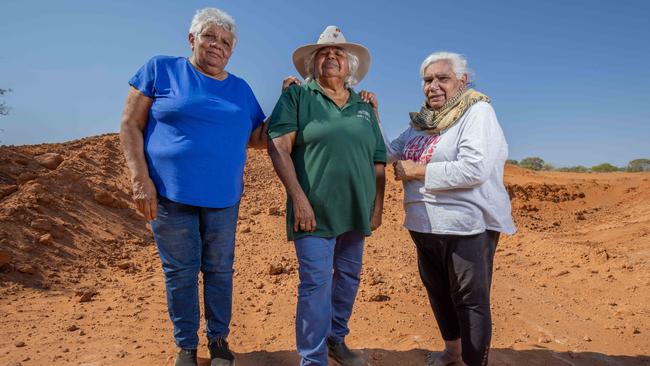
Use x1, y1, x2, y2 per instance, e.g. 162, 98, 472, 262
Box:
1, 0, 649, 167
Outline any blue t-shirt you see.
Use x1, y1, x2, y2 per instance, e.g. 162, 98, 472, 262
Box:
129, 56, 265, 208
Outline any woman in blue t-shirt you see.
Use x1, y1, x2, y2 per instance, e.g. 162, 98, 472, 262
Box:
119, 8, 266, 366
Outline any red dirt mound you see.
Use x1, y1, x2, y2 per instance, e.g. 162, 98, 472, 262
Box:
1, 135, 648, 365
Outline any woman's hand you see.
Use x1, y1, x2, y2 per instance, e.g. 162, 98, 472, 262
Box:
131, 175, 158, 221
292, 193, 317, 232
282, 76, 302, 92
370, 208, 383, 231
393, 160, 427, 181
359, 90, 380, 122
359, 90, 378, 110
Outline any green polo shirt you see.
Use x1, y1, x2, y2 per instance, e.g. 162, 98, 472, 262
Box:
268, 80, 387, 241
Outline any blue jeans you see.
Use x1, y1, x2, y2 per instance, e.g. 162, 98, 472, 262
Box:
294, 231, 365, 366
151, 196, 239, 349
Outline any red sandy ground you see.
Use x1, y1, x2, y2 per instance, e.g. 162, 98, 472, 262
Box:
0, 135, 648, 365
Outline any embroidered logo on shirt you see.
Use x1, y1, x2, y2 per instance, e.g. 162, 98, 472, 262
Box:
401, 134, 441, 163
356, 110, 372, 122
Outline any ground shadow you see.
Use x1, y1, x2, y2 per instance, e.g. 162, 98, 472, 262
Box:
194, 347, 649, 366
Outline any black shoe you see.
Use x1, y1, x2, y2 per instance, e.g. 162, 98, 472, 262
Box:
175, 349, 198, 366
209, 337, 235, 366
327, 338, 365, 366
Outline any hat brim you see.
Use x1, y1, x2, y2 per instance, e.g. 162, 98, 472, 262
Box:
292, 43, 371, 84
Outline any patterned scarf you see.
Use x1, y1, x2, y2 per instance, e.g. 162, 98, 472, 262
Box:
409, 88, 490, 134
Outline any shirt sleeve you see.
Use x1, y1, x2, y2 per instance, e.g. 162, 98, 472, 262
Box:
379, 124, 412, 164
268, 85, 300, 139
369, 109, 387, 164
247, 85, 266, 131
128, 57, 158, 97
424, 102, 504, 191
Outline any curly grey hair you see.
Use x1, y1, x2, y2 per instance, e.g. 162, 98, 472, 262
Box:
303, 47, 360, 88
189, 8, 237, 47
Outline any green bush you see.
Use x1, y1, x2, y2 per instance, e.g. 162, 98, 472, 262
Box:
506, 159, 519, 165
591, 163, 621, 172
558, 165, 590, 173
519, 157, 545, 171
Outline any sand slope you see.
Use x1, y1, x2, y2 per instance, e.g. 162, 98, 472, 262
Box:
0, 135, 648, 365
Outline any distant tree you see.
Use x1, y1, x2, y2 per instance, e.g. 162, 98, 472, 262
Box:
591, 163, 620, 172
558, 165, 590, 173
626, 158, 650, 172
0, 88, 11, 116
519, 156, 545, 171
506, 159, 519, 165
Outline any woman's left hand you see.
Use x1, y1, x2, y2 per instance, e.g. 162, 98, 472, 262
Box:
393, 160, 427, 181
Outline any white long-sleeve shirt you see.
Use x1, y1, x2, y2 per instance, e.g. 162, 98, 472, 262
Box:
382, 101, 516, 235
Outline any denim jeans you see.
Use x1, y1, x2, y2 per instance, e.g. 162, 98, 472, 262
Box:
151, 196, 239, 349
294, 230, 365, 366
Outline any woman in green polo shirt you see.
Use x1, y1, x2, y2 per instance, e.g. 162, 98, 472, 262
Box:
268, 26, 386, 366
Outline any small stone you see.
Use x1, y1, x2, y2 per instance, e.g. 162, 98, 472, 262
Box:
369, 294, 390, 302
16, 263, 35, 275
240, 226, 251, 234
94, 191, 115, 206
34, 153, 64, 170
538, 336, 551, 344
268, 263, 284, 275
555, 270, 570, 277
583, 335, 592, 342
66, 325, 79, 332
78, 291, 97, 303
632, 327, 641, 335
15, 341, 26, 347
38, 233, 52, 245
117, 262, 131, 270
79, 330, 86, 336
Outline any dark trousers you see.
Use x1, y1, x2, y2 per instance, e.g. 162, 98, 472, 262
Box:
409, 230, 500, 366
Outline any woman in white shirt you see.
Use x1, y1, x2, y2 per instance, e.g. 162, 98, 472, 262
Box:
361, 52, 516, 366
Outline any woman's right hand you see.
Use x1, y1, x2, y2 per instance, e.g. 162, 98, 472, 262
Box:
131, 176, 158, 221
282, 76, 302, 92
359, 90, 380, 121
292, 193, 316, 232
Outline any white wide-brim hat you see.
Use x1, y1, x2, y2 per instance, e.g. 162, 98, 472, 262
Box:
292, 25, 371, 83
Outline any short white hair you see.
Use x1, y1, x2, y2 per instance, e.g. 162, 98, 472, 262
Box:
420, 51, 473, 83
189, 8, 237, 47
303, 47, 360, 88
